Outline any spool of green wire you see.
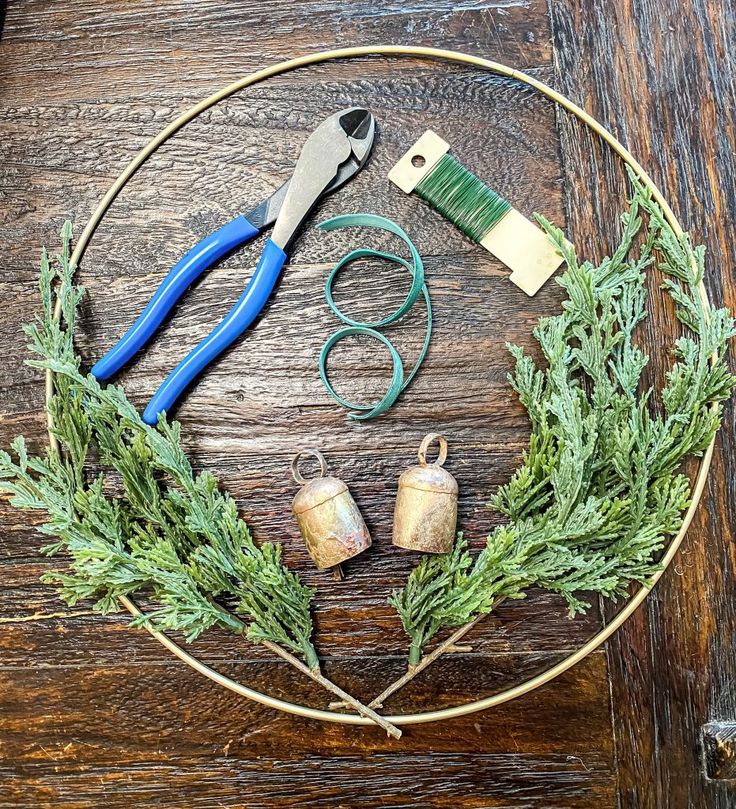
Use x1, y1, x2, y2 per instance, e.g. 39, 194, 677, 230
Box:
316, 214, 432, 420
414, 153, 511, 243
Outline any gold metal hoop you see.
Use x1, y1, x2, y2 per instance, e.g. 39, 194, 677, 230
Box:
47, 45, 716, 727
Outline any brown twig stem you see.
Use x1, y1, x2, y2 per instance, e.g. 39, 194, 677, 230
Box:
219, 607, 400, 737
261, 640, 401, 738
328, 617, 482, 712
330, 597, 508, 712
369, 616, 483, 708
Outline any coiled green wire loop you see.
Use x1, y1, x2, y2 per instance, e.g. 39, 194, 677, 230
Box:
316, 214, 432, 420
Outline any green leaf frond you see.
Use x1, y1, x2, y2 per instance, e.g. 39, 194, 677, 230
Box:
0, 222, 317, 667
392, 170, 736, 659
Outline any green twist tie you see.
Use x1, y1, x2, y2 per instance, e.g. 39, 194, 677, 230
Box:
316, 214, 432, 421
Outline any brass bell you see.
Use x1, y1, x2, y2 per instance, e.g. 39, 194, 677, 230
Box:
392, 433, 458, 554
291, 448, 371, 575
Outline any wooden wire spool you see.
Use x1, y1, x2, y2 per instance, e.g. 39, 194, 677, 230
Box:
46, 45, 717, 727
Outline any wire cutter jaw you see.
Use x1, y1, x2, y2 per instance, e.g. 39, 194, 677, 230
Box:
271, 107, 375, 249
245, 108, 375, 231
340, 106, 375, 169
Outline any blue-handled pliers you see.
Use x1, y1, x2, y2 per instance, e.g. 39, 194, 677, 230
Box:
91, 107, 376, 425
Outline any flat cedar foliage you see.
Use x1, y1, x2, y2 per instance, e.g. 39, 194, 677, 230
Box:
390, 171, 736, 665
0, 222, 318, 670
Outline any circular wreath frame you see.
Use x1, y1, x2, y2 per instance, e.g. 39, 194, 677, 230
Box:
46, 45, 716, 727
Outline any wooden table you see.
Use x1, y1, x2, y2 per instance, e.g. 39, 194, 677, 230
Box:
2, 2, 735, 806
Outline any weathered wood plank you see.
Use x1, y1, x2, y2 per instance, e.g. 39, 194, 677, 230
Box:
0, 652, 612, 752
0, 585, 603, 668
551, 1, 736, 807
1, 753, 614, 809
0, 0, 553, 106
0, 654, 616, 808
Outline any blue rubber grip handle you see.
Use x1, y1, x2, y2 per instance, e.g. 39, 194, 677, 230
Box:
91, 215, 261, 380
142, 238, 288, 425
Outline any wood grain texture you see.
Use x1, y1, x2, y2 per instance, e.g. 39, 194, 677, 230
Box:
551, 1, 736, 807
0, 0, 733, 807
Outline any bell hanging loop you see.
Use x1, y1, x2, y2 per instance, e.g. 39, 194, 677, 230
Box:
417, 432, 448, 467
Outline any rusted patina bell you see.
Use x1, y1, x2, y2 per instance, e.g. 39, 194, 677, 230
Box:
392, 433, 458, 554
291, 448, 371, 572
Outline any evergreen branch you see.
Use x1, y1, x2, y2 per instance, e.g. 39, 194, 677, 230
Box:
0, 223, 401, 736
18, 238, 320, 666
376, 169, 736, 707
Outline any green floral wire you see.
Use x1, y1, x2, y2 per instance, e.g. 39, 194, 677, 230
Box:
316, 214, 432, 420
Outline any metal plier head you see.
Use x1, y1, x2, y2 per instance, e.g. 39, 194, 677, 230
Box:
271, 107, 375, 249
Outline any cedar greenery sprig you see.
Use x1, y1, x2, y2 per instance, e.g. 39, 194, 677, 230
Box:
10, 236, 317, 662
385, 170, 735, 684
0, 227, 401, 737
